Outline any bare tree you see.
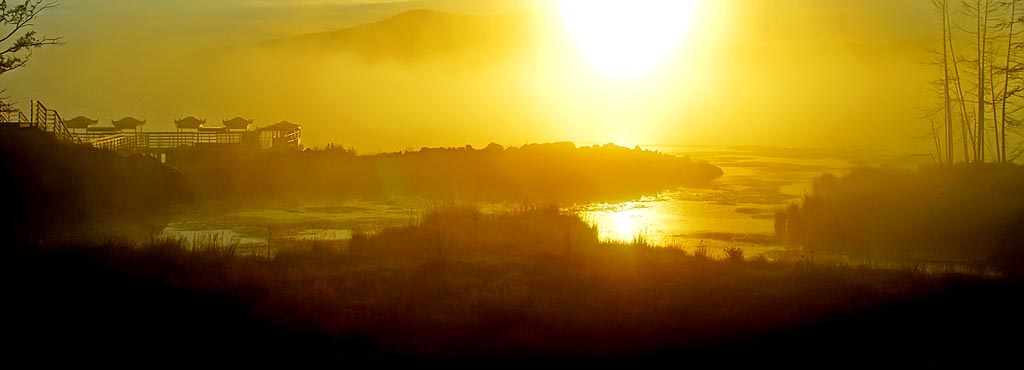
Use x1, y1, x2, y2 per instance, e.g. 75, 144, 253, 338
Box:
996, 0, 1024, 162
949, 30, 975, 164
973, 0, 1024, 163
958, 0, 1001, 162
989, 42, 1000, 161
934, 0, 1024, 163
933, 0, 977, 163
938, 0, 956, 165
975, 0, 992, 162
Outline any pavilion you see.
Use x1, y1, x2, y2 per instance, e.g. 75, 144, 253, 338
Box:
174, 116, 206, 132
64, 116, 98, 133
260, 120, 301, 149
111, 117, 146, 132
223, 117, 254, 131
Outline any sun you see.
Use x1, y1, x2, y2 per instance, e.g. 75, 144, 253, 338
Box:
557, 0, 698, 77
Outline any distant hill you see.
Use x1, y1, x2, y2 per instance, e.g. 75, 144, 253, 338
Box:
253, 10, 539, 63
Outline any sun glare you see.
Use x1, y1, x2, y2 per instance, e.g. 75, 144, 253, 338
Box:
557, 0, 698, 77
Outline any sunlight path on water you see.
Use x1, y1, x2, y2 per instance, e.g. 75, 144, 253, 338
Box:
161, 146, 864, 259
570, 145, 857, 259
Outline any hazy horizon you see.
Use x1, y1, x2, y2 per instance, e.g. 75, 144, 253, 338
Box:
3, 0, 949, 153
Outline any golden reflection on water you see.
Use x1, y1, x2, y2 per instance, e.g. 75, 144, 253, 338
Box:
576, 200, 657, 243
570, 190, 782, 254
572, 195, 689, 245
162, 148, 858, 259
611, 210, 639, 241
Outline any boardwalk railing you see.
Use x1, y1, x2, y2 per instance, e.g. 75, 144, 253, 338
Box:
87, 131, 256, 154
0, 107, 28, 125
89, 134, 137, 155
28, 100, 80, 144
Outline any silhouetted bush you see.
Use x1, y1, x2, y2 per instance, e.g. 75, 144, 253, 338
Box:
992, 214, 1024, 279
693, 244, 711, 260
724, 247, 745, 263
776, 164, 1024, 274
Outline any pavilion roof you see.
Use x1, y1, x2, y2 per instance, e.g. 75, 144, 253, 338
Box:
174, 116, 206, 129
65, 116, 98, 129
111, 117, 146, 129
263, 120, 300, 132
223, 117, 254, 129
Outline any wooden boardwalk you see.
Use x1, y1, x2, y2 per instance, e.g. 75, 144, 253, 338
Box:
81, 131, 263, 155
1, 100, 301, 156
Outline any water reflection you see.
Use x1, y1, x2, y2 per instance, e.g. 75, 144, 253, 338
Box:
568, 145, 865, 257
160, 198, 424, 247
160, 146, 867, 259
573, 198, 658, 243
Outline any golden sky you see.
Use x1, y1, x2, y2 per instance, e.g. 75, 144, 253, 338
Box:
4, 0, 941, 152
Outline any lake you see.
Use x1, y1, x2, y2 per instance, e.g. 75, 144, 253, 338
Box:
161, 145, 919, 259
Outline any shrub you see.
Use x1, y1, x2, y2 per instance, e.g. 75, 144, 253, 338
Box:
692, 243, 710, 260
723, 247, 745, 263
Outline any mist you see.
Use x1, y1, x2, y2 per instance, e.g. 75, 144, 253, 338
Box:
6, 1, 1024, 366
0, 0, 942, 152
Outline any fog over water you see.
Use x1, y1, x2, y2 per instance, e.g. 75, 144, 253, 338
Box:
163, 145, 915, 259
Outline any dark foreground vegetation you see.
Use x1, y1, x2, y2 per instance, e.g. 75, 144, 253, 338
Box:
6, 206, 1024, 366
0, 127, 188, 242
776, 165, 1024, 275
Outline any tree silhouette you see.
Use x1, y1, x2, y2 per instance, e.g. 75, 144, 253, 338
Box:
0, 0, 60, 75
0, 0, 60, 111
